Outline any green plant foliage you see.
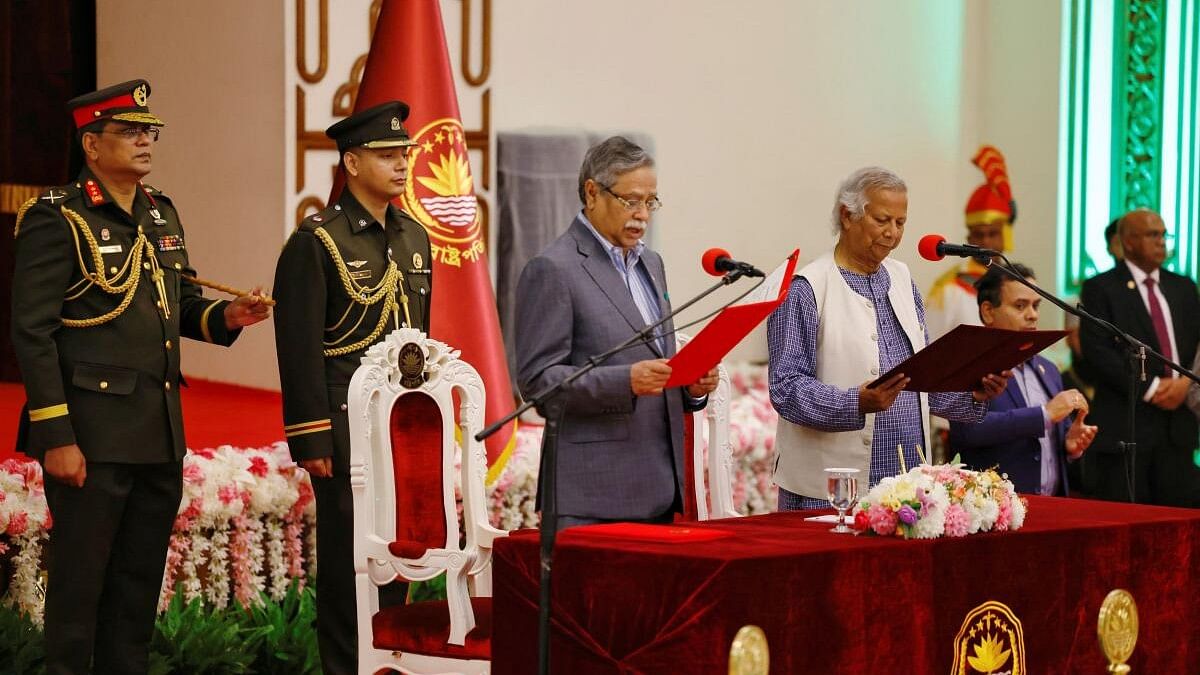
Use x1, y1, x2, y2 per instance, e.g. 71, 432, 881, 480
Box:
148, 592, 271, 675
0, 605, 45, 675
0, 584, 325, 675
407, 574, 448, 603
247, 582, 321, 675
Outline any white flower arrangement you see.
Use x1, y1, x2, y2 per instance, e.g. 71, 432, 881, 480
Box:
160, 443, 315, 611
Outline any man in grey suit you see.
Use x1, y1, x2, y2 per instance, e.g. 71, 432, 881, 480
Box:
515, 136, 718, 531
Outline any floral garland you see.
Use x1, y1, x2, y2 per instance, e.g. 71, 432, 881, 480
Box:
851, 463, 1028, 539
0, 459, 51, 625
160, 443, 315, 612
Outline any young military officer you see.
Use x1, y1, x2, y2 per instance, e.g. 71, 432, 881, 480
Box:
272, 100, 432, 675
11, 79, 271, 674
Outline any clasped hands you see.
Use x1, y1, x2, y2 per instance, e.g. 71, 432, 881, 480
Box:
1149, 375, 1192, 411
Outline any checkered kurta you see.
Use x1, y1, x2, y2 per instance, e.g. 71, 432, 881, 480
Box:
768, 265, 987, 510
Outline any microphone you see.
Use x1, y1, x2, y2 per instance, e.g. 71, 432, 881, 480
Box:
917, 234, 998, 261
701, 247, 765, 278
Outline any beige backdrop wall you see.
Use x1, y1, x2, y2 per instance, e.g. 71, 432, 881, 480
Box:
96, 0, 1063, 388
97, 1, 286, 389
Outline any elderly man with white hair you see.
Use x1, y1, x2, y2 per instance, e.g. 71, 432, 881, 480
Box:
767, 167, 1008, 510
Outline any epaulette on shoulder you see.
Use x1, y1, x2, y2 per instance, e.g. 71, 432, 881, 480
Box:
141, 183, 173, 203
295, 204, 341, 233
14, 184, 81, 238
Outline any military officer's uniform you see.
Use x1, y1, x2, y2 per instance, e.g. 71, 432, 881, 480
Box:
272, 101, 431, 675
11, 80, 241, 674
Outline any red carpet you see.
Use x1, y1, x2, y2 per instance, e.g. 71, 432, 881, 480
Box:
0, 378, 284, 463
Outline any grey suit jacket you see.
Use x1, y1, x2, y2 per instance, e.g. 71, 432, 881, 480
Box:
515, 216, 695, 519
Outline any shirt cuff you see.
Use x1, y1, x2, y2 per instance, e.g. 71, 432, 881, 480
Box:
1143, 376, 1161, 402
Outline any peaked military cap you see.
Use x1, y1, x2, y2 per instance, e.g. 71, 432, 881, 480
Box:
326, 101, 416, 153
68, 79, 165, 129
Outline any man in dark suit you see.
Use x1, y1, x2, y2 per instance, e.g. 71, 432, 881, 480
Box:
950, 265, 1097, 494
1079, 209, 1200, 505
11, 80, 270, 674
515, 136, 717, 532
273, 101, 431, 675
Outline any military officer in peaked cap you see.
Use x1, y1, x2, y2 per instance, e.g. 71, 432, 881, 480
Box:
11, 79, 271, 674
272, 100, 432, 674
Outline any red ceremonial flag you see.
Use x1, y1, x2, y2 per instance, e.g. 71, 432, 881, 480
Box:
330, 0, 517, 469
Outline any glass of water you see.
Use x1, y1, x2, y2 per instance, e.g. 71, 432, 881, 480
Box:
824, 467, 860, 533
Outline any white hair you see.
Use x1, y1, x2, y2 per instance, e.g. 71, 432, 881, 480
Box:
830, 166, 908, 234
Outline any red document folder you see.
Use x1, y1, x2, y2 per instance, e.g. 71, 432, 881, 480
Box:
665, 250, 799, 387
560, 522, 734, 544
867, 324, 1068, 392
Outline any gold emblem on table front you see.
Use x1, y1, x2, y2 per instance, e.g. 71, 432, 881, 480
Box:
951, 600, 1025, 675
1097, 589, 1138, 673
728, 625, 769, 675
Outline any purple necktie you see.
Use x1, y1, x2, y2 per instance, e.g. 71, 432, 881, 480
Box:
1144, 277, 1174, 375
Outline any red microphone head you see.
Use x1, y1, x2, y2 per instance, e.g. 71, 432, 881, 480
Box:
917, 234, 946, 261
702, 247, 731, 276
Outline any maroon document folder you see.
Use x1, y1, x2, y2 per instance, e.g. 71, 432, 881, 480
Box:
867, 324, 1068, 392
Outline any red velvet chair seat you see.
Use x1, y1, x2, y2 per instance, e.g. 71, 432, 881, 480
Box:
388, 539, 429, 559
372, 597, 493, 660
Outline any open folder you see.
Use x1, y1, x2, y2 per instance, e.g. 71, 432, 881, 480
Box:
665, 250, 799, 388
867, 324, 1068, 392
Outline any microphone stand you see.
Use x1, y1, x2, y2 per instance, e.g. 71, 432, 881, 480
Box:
981, 254, 1200, 502
475, 267, 760, 675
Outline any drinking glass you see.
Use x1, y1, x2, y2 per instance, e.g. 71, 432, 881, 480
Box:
825, 467, 860, 533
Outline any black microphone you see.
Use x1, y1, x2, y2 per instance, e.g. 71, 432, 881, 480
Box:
916, 234, 999, 261
701, 247, 765, 278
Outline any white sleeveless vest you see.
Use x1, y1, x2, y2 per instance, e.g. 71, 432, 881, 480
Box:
773, 251, 930, 499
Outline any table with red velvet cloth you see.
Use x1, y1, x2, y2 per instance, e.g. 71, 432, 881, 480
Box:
491, 496, 1200, 674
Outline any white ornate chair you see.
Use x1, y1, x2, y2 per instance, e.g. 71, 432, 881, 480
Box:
348, 328, 506, 675
677, 334, 740, 520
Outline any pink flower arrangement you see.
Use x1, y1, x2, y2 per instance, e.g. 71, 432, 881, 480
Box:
0, 459, 52, 623
851, 461, 1027, 540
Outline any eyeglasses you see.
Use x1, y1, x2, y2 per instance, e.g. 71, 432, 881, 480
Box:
602, 184, 662, 213
1134, 230, 1173, 241
102, 126, 160, 142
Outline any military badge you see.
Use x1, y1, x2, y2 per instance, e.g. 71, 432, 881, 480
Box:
349, 270, 373, 280
40, 189, 67, 204
347, 260, 368, 268
98, 244, 123, 255
157, 234, 185, 252
150, 208, 166, 226
398, 342, 426, 389
391, 116, 401, 131
133, 83, 149, 106
412, 253, 423, 270
312, 215, 323, 222
84, 180, 104, 205
951, 601, 1026, 675
100, 228, 111, 242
